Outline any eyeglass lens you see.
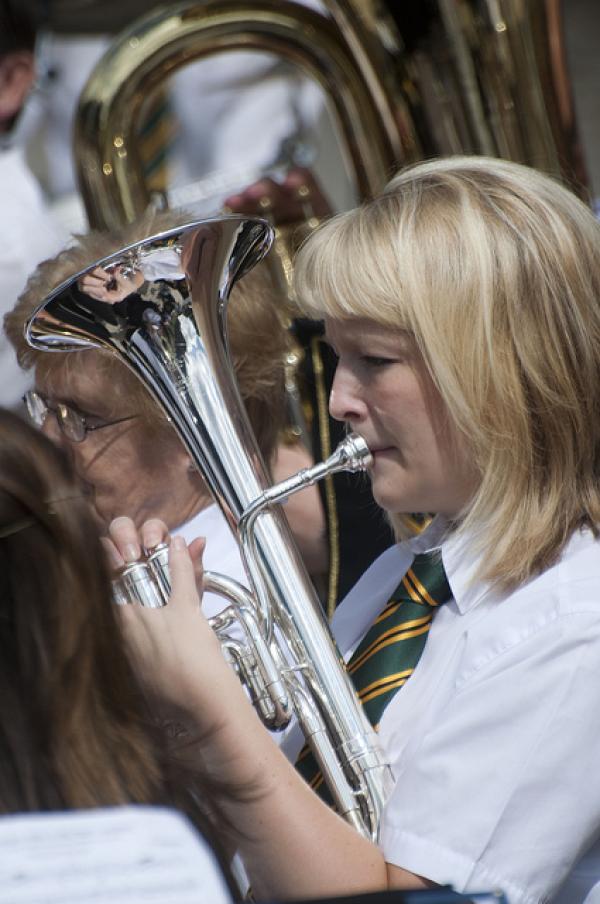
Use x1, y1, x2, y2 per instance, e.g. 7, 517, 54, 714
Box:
24, 391, 47, 427
57, 406, 86, 442
25, 392, 85, 442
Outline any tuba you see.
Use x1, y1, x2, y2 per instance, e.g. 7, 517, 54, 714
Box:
24, 214, 393, 840
72, 0, 411, 231
72, 0, 587, 234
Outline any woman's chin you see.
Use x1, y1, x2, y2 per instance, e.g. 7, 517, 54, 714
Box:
371, 487, 406, 513
371, 481, 423, 516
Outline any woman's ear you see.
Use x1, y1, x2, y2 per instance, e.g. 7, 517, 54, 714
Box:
0, 51, 35, 127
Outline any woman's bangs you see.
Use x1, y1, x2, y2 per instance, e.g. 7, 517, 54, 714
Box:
294, 211, 406, 327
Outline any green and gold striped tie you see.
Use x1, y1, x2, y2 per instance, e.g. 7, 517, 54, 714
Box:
137, 88, 178, 194
296, 551, 452, 799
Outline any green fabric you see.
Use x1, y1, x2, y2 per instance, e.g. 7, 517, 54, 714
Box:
296, 551, 452, 798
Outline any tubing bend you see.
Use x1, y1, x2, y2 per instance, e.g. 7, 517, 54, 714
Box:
238, 433, 372, 636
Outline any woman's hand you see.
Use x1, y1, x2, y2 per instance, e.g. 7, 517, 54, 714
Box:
104, 516, 225, 728
223, 167, 332, 225
79, 265, 144, 303
104, 518, 390, 902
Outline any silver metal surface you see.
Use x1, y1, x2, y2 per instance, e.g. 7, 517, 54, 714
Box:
25, 215, 392, 840
120, 560, 166, 608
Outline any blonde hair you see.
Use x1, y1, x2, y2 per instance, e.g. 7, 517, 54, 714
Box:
294, 155, 600, 590
5, 210, 287, 463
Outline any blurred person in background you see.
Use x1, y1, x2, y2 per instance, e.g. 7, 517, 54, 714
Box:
0, 0, 64, 409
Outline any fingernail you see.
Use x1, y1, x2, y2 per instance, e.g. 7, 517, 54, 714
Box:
123, 543, 140, 563
144, 532, 162, 550
171, 535, 186, 551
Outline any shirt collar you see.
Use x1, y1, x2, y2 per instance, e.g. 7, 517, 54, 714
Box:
405, 516, 497, 615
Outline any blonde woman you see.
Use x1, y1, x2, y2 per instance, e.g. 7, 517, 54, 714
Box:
106, 157, 600, 904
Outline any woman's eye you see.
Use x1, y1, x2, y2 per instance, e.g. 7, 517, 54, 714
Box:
75, 409, 107, 428
361, 355, 396, 367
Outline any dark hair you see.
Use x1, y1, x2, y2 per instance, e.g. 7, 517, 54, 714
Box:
0, 409, 239, 894
0, 1, 38, 57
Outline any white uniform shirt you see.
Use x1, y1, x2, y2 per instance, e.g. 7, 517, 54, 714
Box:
0, 146, 65, 409
326, 519, 600, 904
177, 503, 249, 620
168, 0, 357, 218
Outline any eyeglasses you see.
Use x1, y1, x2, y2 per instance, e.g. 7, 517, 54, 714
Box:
23, 390, 138, 443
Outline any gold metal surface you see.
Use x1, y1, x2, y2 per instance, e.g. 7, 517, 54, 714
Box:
74, 0, 587, 230
329, 0, 585, 191
74, 0, 412, 231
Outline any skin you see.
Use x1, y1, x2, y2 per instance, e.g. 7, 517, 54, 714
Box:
34, 352, 327, 574
224, 167, 332, 225
78, 265, 145, 303
35, 354, 210, 532
326, 318, 478, 518
0, 50, 35, 132
271, 441, 328, 576
103, 319, 479, 900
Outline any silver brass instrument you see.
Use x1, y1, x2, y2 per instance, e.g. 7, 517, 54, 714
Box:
112, 433, 371, 729
24, 215, 393, 840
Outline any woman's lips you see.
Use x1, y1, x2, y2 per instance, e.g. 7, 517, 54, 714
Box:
371, 446, 394, 456
370, 446, 395, 465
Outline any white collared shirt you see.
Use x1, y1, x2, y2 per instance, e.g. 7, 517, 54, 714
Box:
329, 519, 600, 904
0, 146, 65, 409
177, 503, 249, 620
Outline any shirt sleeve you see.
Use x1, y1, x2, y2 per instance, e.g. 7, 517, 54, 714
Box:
380, 610, 600, 904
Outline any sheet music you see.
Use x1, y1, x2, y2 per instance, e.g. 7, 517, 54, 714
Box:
0, 806, 233, 903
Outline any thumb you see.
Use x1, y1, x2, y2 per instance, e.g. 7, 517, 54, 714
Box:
187, 536, 206, 588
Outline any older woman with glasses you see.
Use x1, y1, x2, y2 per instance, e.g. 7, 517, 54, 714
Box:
5, 210, 328, 612
23, 390, 138, 443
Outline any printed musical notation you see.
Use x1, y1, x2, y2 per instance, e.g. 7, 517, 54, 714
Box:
0, 806, 232, 904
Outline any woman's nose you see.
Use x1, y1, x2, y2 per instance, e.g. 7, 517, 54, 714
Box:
328, 365, 365, 424
40, 414, 71, 455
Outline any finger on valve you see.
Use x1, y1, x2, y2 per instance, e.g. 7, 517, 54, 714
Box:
108, 515, 143, 564
108, 515, 169, 564
141, 517, 170, 553
105, 515, 205, 607
118, 536, 220, 717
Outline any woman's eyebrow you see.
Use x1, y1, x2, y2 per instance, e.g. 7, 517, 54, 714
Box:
48, 392, 106, 418
45, 391, 81, 410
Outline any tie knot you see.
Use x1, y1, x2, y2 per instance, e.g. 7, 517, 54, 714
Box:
407, 550, 452, 608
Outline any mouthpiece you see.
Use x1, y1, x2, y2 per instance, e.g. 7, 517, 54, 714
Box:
326, 433, 372, 473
